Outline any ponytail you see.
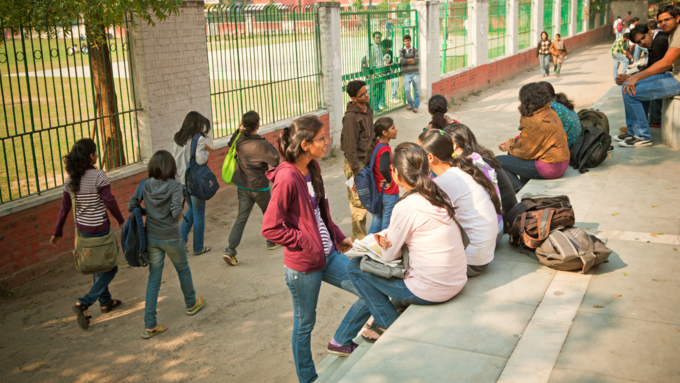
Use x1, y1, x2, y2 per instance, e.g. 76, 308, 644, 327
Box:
555, 93, 575, 111
427, 94, 449, 130
366, 117, 394, 166
64, 138, 97, 194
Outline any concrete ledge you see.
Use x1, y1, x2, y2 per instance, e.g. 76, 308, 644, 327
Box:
661, 95, 680, 150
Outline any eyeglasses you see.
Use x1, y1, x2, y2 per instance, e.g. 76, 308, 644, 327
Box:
659, 17, 675, 24
311, 136, 328, 143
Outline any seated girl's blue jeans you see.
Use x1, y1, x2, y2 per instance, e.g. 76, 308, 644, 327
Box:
181, 186, 206, 253
368, 192, 400, 234
145, 237, 196, 329
347, 257, 437, 330
284, 250, 371, 383
78, 229, 117, 307
496, 155, 544, 192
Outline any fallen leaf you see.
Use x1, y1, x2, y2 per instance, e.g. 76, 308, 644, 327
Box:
623, 272, 628, 276
612, 213, 619, 216
651, 234, 659, 238
615, 295, 622, 297
652, 205, 659, 207
43, 351, 49, 358
674, 248, 678, 251
654, 233, 663, 235
593, 305, 604, 308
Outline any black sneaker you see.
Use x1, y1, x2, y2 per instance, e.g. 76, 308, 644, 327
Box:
613, 133, 633, 142
618, 137, 652, 148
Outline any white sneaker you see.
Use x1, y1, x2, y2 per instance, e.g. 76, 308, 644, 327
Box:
618, 137, 652, 148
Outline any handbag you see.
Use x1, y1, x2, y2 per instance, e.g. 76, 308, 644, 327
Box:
70, 191, 119, 275
222, 131, 242, 185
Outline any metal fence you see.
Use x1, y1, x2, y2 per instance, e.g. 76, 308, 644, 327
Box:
576, 0, 585, 33
518, 0, 533, 50
544, 0, 555, 39
0, 14, 140, 203
205, 4, 323, 138
589, 14, 596, 30
600, 11, 605, 26
440, 0, 472, 74
560, 0, 571, 37
340, 4, 417, 116
488, 0, 508, 60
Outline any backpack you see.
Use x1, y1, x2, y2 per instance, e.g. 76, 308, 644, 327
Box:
569, 125, 613, 174
121, 179, 150, 267
506, 194, 575, 248
186, 134, 219, 200
354, 143, 387, 215
535, 228, 612, 273
577, 108, 609, 134
616, 22, 623, 32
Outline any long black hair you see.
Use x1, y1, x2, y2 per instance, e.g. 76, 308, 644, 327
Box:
448, 124, 502, 168
64, 138, 97, 193
229, 111, 261, 147
419, 130, 502, 215
392, 142, 457, 221
173, 111, 212, 147
366, 117, 394, 166
539, 81, 575, 111
519, 83, 552, 117
428, 94, 449, 130
278, 115, 325, 200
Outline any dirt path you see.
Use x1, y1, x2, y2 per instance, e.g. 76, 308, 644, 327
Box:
0, 39, 617, 383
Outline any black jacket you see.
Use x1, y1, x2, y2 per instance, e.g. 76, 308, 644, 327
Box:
228, 132, 280, 190
639, 31, 669, 71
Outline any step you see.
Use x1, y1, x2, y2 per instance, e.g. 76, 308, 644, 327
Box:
316, 337, 373, 383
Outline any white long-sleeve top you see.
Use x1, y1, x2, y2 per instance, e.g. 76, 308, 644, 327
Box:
172, 135, 211, 185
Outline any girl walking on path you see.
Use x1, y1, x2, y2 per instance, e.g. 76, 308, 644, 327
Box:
172, 111, 212, 256
51, 138, 125, 330
223, 111, 281, 266
537, 31, 552, 77
262, 115, 371, 383
348, 143, 468, 343
550, 34, 568, 77
419, 131, 502, 277
128, 151, 205, 339
367, 117, 400, 234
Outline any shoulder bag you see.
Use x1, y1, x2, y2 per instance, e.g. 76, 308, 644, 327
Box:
70, 190, 119, 275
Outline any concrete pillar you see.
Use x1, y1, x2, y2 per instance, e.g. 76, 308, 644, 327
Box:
507, 0, 519, 55
532, 0, 544, 47
569, 0, 577, 36
318, 2, 344, 145
595, 13, 601, 29
553, 0, 561, 39
662, 96, 680, 150
415, 0, 440, 101
469, 0, 489, 67
129, 1, 211, 159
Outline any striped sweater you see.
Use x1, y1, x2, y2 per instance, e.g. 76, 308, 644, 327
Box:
53, 168, 125, 237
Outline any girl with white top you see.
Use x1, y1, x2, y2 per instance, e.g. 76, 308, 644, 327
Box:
347, 142, 468, 343
418, 130, 502, 277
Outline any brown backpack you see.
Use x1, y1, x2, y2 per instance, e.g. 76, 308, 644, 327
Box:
509, 206, 576, 249
535, 228, 612, 273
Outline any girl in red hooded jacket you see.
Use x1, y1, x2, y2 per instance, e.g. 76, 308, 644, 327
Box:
262, 115, 370, 383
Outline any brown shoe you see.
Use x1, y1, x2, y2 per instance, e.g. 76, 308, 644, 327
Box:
413, 108, 418, 113
619, 126, 628, 133
406, 106, 412, 110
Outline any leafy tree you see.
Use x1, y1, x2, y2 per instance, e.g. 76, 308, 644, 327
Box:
0, 0, 180, 169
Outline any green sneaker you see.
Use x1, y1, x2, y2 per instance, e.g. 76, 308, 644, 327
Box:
187, 296, 206, 316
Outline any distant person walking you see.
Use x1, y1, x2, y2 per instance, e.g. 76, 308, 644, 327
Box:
172, 111, 213, 255
51, 138, 125, 330
612, 33, 632, 82
342, 80, 375, 241
399, 35, 420, 113
128, 150, 206, 339
550, 34, 568, 77
614, 16, 624, 40
223, 111, 281, 266
537, 31, 552, 77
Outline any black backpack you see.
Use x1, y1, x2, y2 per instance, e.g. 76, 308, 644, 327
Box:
577, 108, 609, 134
569, 126, 613, 173
121, 179, 150, 267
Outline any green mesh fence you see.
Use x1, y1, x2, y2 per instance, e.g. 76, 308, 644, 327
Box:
488, 0, 508, 60
561, 0, 571, 37
544, 0, 555, 40
440, 0, 472, 74
518, 0, 533, 50
576, 0, 585, 33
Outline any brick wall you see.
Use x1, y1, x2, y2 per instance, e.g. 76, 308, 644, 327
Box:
433, 25, 612, 100
0, 112, 330, 287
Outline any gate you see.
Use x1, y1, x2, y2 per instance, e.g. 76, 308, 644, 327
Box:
340, 4, 418, 117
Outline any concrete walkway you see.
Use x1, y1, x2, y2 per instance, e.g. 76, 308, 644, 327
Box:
318, 45, 680, 382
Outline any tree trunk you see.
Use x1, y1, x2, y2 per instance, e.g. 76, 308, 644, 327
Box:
86, 22, 126, 170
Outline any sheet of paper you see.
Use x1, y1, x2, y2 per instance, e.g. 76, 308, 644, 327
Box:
345, 177, 354, 189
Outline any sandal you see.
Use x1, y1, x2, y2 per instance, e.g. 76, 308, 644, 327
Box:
72, 303, 92, 330
141, 325, 168, 339
100, 299, 122, 313
194, 246, 211, 256
187, 296, 206, 316
361, 322, 385, 344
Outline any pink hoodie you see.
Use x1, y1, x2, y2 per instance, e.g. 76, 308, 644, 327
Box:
262, 160, 346, 273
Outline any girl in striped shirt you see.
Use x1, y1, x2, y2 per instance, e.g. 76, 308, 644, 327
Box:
51, 139, 125, 330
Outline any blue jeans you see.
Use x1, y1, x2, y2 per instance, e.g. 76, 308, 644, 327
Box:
633, 45, 647, 61
539, 54, 551, 76
623, 72, 680, 141
497, 155, 544, 192
612, 54, 629, 82
181, 186, 206, 253
616, 31, 623, 40
347, 257, 436, 329
78, 229, 118, 307
145, 238, 196, 329
390, 77, 399, 99
403, 73, 421, 108
284, 250, 371, 383
368, 192, 399, 234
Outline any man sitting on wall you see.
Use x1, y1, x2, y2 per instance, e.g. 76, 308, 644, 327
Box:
616, 5, 680, 148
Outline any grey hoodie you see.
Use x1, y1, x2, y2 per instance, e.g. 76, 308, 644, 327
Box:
128, 178, 183, 240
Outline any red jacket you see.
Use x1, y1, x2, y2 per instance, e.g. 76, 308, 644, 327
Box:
262, 160, 346, 272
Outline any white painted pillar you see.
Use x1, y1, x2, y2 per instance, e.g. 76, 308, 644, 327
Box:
553, 0, 561, 39
532, 0, 544, 47
507, 0, 519, 55
415, 0, 440, 101
595, 13, 601, 29
318, 2, 344, 145
469, 0, 489, 67
569, 0, 577, 36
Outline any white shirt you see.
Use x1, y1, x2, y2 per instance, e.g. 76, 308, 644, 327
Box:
435, 167, 499, 266
172, 135, 211, 185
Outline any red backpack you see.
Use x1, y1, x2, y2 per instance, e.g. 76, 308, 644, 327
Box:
616, 23, 623, 32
